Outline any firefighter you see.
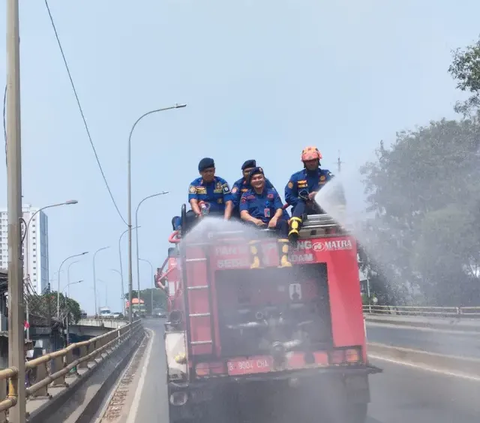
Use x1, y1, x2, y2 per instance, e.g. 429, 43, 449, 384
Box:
239, 167, 292, 269
285, 146, 343, 244
186, 158, 233, 227
231, 159, 290, 221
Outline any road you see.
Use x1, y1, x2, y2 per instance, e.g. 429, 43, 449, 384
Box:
113, 319, 480, 423
366, 322, 480, 358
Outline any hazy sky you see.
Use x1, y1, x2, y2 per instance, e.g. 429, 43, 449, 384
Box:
0, 0, 477, 313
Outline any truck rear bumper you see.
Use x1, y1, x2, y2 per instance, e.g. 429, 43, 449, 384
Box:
168, 365, 380, 422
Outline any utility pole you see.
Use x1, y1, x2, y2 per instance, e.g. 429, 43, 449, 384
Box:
6, 0, 27, 420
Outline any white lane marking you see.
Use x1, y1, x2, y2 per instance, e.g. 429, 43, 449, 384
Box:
369, 354, 480, 382
126, 328, 155, 423
366, 321, 480, 336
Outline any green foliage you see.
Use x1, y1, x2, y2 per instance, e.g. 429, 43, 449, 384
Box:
27, 291, 82, 325
65, 296, 82, 323
449, 37, 480, 115
360, 118, 480, 306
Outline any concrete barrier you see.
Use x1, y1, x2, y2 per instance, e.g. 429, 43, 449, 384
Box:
365, 314, 480, 333
367, 342, 480, 377
27, 329, 145, 423
77, 319, 128, 329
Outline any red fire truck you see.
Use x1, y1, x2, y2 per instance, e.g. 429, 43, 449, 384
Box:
158, 204, 380, 423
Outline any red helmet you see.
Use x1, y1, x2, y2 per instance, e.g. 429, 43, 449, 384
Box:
301, 146, 322, 162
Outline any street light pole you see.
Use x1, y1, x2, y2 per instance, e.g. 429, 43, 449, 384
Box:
111, 269, 123, 313
6, 0, 26, 419
139, 258, 154, 315
57, 252, 88, 319
118, 226, 139, 315
67, 260, 79, 298
63, 279, 83, 295
135, 192, 168, 307
97, 279, 108, 306
93, 246, 110, 316
23, 200, 78, 284
127, 104, 186, 324
62, 279, 82, 347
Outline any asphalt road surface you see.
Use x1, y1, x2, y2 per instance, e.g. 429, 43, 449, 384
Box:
366, 322, 480, 358
123, 319, 480, 423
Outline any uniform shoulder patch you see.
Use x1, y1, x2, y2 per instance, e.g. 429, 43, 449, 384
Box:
288, 181, 293, 189
232, 187, 238, 194
320, 175, 326, 181
189, 185, 196, 194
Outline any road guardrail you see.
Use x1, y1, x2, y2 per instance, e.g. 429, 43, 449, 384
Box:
367, 342, 480, 377
0, 318, 143, 421
363, 305, 480, 317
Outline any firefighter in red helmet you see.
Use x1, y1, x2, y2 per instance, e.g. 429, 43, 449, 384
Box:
285, 146, 343, 244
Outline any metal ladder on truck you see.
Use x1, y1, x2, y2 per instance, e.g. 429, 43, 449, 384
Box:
182, 239, 216, 357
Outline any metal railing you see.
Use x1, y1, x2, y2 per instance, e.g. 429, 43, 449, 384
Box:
0, 318, 143, 420
363, 304, 480, 317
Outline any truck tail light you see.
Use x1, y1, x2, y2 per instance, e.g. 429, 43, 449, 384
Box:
329, 347, 362, 365
329, 349, 345, 365
195, 363, 210, 376
345, 347, 361, 363
195, 362, 226, 376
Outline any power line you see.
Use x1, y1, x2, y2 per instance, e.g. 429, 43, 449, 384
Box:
44, 0, 128, 226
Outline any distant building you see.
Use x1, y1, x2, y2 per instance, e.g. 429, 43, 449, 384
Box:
0, 205, 49, 294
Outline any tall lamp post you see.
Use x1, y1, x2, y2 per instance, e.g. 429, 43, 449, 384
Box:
93, 246, 110, 316
118, 226, 139, 315
57, 251, 88, 319
62, 279, 83, 347
139, 258, 154, 315
127, 103, 186, 324
23, 200, 78, 282
63, 279, 83, 295
67, 260, 80, 298
111, 269, 123, 313
23, 200, 78, 344
135, 192, 168, 306
97, 279, 108, 306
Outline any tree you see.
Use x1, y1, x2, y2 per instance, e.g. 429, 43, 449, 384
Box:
65, 296, 82, 323
27, 291, 82, 325
360, 117, 480, 306
449, 37, 480, 115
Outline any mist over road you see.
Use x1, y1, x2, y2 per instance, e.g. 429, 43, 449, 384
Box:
366, 323, 480, 358
119, 319, 480, 423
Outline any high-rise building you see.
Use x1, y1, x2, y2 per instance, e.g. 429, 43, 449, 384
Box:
0, 205, 49, 294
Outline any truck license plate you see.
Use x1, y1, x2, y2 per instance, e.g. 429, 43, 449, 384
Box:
227, 356, 273, 376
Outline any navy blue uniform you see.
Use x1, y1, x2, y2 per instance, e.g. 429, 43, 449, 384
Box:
232, 177, 274, 207
188, 176, 233, 213
239, 188, 288, 235
233, 177, 290, 220
285, 168, 333, 217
